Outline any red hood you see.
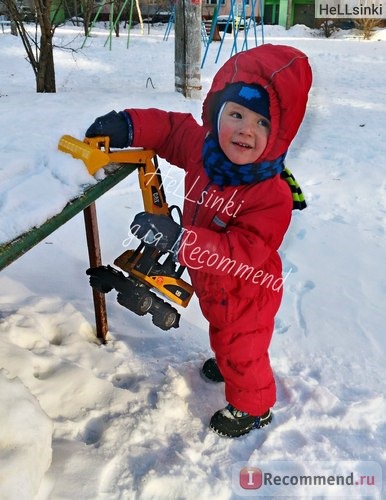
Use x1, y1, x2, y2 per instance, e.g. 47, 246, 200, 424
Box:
202, 44, 312, 162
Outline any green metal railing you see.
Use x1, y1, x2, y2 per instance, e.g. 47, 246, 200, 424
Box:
0, 163, 139, 342
0, 164, 136, 271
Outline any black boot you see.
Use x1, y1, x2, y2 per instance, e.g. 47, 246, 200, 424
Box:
210, 404, 272, 438
201, 358, 224, 383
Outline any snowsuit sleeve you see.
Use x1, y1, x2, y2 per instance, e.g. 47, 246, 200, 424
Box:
125, 108, 205, 170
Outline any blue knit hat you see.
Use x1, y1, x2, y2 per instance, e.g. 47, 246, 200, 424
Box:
214, 82, 270, 124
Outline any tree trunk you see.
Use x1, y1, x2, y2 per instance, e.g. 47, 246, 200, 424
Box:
175, 0, 202, 98
37, 35, 56, 92
4, 0, 57, 92
11, 20, 18, 36
35, 0, 56, 92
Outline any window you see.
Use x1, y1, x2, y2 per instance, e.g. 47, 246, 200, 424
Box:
205, 0, 226, 5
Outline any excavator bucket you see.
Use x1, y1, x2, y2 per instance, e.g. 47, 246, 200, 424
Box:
58, 135, 111, 175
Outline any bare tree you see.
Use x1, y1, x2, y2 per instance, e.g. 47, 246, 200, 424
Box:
356, 18, 382, 40
60, 0, 93, 36
79, 0, 95, 36
3, 0, 60, 93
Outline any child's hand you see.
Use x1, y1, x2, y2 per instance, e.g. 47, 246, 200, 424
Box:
130, 212, 183, 254
85, 110, 132, 148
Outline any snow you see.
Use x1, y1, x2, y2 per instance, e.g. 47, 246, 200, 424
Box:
0, 21, 385, 499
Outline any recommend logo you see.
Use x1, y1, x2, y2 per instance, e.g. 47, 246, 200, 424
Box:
315, 0, 385, 17
232, 461, 382, 497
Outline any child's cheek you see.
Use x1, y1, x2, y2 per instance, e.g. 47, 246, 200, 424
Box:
218, 124, 232, 150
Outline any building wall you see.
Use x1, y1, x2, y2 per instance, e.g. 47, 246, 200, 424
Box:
201, 0, 315, 28
202, 0, 261, 19
6, 0, 315, 28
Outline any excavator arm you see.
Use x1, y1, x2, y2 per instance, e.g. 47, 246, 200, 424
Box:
58, 135, 193, 330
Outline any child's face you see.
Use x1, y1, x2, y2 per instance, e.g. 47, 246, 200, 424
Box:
218, 102, 270, 165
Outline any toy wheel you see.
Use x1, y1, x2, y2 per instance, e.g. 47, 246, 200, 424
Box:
152, 307, 179, 330
117, 292, 153, 316
137, 294, 153, 314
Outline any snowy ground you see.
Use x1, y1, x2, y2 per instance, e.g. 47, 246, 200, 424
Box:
0, 21, 385, 499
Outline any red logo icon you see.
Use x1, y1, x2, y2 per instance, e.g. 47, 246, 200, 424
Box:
240, 467, 263, 489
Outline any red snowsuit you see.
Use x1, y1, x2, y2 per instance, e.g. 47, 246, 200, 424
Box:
126, 44, 312, 415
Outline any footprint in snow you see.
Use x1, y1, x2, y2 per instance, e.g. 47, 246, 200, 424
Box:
295, 280, 315, 337
82, 415, 107, 445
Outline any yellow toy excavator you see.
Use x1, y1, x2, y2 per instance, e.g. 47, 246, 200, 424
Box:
58, 135, 193, 330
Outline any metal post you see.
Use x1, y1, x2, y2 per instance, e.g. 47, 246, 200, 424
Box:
83, 203, 108, 343
285, 0, 293, 30
201, 0, 222, 68
175, 0, 202, 98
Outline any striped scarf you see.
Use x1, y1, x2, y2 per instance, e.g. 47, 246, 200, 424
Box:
281, 168, 307, 210
203, 133, 306, 211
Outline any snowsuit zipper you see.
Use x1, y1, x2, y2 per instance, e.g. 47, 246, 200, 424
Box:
191, 181, 213, 226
